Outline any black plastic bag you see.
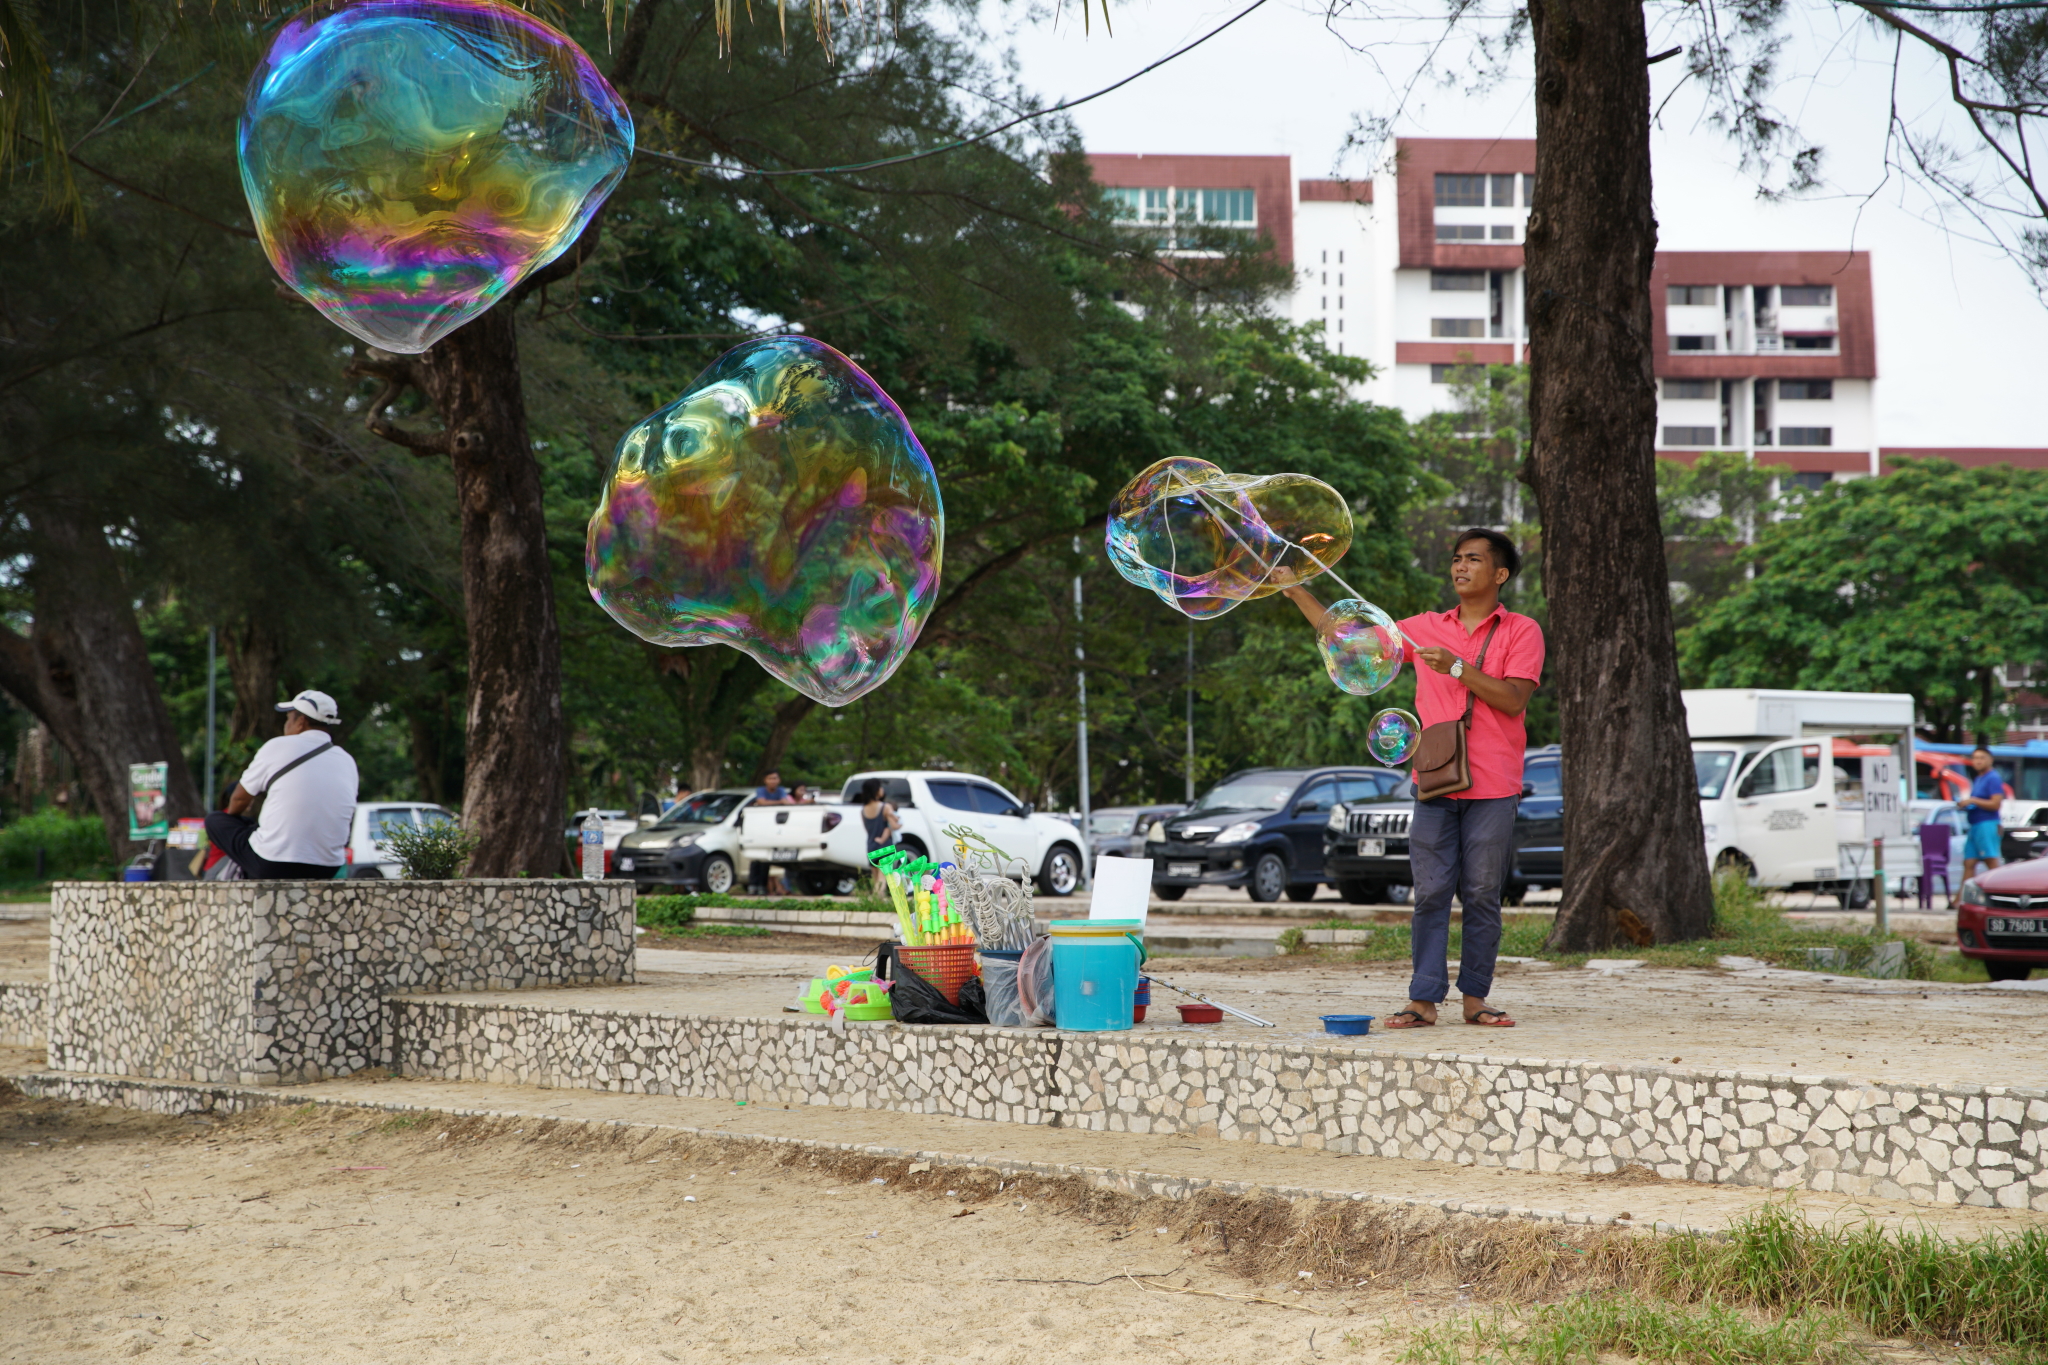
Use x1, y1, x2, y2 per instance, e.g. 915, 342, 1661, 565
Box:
876, 943, 989, 1025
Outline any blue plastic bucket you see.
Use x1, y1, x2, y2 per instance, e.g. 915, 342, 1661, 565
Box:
1049, 920, 1147, 1032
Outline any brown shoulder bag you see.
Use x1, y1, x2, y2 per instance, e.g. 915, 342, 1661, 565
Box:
1410, 618, 1501, 801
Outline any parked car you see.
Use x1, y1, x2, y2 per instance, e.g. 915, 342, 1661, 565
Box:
1956, 862, 2048, 980
561, 808, 640, 878
2002, 802, 2048, 864
346, 802, 459, 878
615, 789, 756, 894
1086, 804, 1185, 860
1143, 767, 1404, 903
1319, 747, 1564, 905
739, 771, 1087, 896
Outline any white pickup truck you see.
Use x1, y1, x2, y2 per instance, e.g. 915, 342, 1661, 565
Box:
740, 769, 1088, 896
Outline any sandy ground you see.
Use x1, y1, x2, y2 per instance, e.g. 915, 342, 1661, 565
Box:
0, 1088, 1477, 1365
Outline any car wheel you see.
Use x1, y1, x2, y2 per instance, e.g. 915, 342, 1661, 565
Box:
345, 864, 382, 880
833, 874, 859, 897
1153, 885, 1187, 901
1387, 883, 1412, 905
1985, 959, 2035, 981
796, 870, 840, 897
1247, 852, 1288, 903
1715, 849, 1757, 882
1502, 880, 1529, 908
701, 854, 735, 895
1336, 878, 1384, 904
1836, 879, 1872, 910
898, 836, 928, 863
1284, 884, 1319, 903
1037, 844, 1081, 897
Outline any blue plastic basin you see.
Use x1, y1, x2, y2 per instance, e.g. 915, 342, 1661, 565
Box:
1320, 1014, 1374, 1035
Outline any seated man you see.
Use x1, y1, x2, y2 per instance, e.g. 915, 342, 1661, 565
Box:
203, 690, 359, 880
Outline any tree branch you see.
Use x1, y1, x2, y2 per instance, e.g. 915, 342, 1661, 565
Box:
343, 351, 451, 457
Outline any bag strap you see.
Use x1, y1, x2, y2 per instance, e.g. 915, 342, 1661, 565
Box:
1459, 617, 1504, 729
261, 738, 335, 792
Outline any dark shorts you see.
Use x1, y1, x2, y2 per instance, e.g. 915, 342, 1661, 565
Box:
203, 812, 341, 881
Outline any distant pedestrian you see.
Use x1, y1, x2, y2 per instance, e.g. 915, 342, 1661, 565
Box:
754, 770, 794, 805
1960, 746, 2006, 880
203, 690, 358, 881
859, 778, 901, 894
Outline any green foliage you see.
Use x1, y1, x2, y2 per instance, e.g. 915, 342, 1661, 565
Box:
652, 923, 774, 939
383, 821, 478, 880
1403, 1293, 1862, 1365
0, 809, 111, 880
1681, 459, 2048, 738
634, 892, 895, 931
1659, 451, 1788, 635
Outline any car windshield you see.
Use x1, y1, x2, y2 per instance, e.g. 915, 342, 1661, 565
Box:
1189, 774, 1305, 815
1694, 750, 1738, 800
1090, 814, 1137, 836
652, 793, 744, 828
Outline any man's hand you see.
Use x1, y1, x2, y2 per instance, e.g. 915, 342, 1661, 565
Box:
1417, 646, 1459, 675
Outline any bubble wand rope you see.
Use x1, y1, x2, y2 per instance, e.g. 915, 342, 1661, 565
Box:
1142, 973, 1275, 1027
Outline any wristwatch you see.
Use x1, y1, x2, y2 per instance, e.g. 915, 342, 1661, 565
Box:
1450, 658, 1466, 681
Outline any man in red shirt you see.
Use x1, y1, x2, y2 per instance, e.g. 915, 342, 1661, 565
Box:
1377, 528, 1544, 1028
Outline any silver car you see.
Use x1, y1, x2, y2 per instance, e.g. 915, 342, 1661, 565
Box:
1086, 805, 1186, 861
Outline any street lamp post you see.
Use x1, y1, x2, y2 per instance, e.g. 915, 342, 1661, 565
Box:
1072, 538, 1092, 889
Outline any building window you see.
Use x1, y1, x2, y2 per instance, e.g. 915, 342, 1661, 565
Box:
1338, 295, 1344, 309
1431, 363, 1482, 384
1320, 296, 1327, 309
1338, 251, 1344, 263
1321, 250, 1328, 263
1779, 379, 1833, 400
1490, 173, 1516, 206
1435, 225, 1486, 241
1435, 173, 1486, 206
1200, 188, 1256, 225
1490, 224, 1515, 240
1785, 335, 1836, 350
1780, 427, 1834, 446
1663, 426, 1717, 446
1781, 286, 1834, 306
1431, 270, 1486, 291
1102, 185, 1253, 247
1787, 471, 1831, 491
1337, 318, 1344, 332
1671, 335, 1716, 352
1662, 379, 1715, 400
1667, 285, 1717, 306
1432, 319, 1485, 338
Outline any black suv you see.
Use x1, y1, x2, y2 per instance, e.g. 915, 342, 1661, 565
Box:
1320, 746, 1564, 905
1145, 767, 1408, 902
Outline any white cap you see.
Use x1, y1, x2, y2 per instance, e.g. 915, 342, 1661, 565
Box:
276, 689, 340, 725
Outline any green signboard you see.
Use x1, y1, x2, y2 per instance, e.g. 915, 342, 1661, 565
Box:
128, 762, 170, 840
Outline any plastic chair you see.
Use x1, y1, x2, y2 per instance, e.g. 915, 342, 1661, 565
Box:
1918, 820, 1954, 909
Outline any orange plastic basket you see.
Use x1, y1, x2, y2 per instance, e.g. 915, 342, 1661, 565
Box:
893, 943, 981, 1005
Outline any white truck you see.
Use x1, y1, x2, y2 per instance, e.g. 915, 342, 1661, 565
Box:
1686, 688, 1915, 905
740, 770, 1088, 896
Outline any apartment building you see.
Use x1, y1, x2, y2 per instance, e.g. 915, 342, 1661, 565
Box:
1089, 139, 2044, 482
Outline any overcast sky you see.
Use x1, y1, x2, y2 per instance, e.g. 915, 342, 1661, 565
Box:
995, 0, 2048, 449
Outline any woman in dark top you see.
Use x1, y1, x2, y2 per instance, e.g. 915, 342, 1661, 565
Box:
859, 778, 901, 892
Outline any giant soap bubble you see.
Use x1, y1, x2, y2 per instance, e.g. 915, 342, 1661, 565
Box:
239, 0, 634, 353
1317, 599, 1404, 696
1106, 457, 1352, 619
586, 335, 943, 706
1367, 708, 1422, 767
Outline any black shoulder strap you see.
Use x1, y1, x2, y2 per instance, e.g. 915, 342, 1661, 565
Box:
263, 738, 335, 791
1459, 618, 1504, 728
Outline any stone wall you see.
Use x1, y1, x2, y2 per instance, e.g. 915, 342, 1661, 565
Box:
389, 996, 2048, 1211
0, 981, 45, 1047
49, 881, 633, 1086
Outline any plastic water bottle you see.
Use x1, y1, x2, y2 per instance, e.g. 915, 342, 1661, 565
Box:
580, 811, 604, 880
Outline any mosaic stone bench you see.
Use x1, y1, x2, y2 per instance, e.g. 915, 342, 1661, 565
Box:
0, 980, 45, 1047
48, 880, 633, 1086
386, 994, 2048, 1211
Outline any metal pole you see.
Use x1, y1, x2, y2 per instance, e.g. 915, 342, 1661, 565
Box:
1073, 539, 1091, 889
204, 626, 217, 809
1873, 836, 1888, 937
1185, 621, 1196, 804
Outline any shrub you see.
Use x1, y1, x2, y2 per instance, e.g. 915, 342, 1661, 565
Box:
0, 808, 112, 880
383, 819, 478, 879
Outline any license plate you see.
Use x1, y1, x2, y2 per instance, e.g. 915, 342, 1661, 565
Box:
770, 847, 800, 861
1988, 916, 2048, 935
1356, 839, 1385, 857
1168, 862, 1202, 879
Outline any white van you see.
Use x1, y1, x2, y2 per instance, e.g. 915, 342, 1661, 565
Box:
1686, 689, 1916, 905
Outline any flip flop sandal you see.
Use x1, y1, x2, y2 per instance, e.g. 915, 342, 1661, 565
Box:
1465, 1008, 1516, 1027
1382, 1008, 1435, 1029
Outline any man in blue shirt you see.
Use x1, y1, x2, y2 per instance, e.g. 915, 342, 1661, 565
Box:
1959, 746, 2007, 880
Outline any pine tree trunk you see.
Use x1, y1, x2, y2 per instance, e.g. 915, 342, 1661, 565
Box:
1524, 0, 1714, 947
223, 620, 285, 745
406, 308, 567, 875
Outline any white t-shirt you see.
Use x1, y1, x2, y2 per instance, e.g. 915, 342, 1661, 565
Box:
240, 731, 359, 866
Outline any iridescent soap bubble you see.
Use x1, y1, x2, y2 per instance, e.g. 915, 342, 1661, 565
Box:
1367, 708, 1422, 767
585, 335, 943, 706
1106, 457, 1352, 620
1318, 599, 1404, 696
239, 0, 634, 353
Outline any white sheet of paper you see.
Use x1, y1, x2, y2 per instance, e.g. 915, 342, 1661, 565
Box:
1089, 856, 1154, 925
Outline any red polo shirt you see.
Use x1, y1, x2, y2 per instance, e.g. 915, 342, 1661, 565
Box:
1398, 604, 1545, 800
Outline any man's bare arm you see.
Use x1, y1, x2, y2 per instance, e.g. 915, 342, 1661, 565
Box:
225, 784, 256, 817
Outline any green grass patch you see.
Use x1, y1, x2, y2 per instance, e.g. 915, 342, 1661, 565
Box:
648, 923, 773, 939
635, 890, 895, 931
374, 1112, 432, 1133
0, 809, 113, 882
1403, 1294, 1864, 1365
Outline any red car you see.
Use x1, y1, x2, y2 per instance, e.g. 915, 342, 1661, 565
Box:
1957, 862, 2048, 981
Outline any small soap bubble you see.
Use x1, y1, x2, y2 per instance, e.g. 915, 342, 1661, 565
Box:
1105, 457, 1351, 619
586, 335, 943, 706
239, 0, 634, 353
1366, 708, 1422, 767
1316, 599, 1403, 696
